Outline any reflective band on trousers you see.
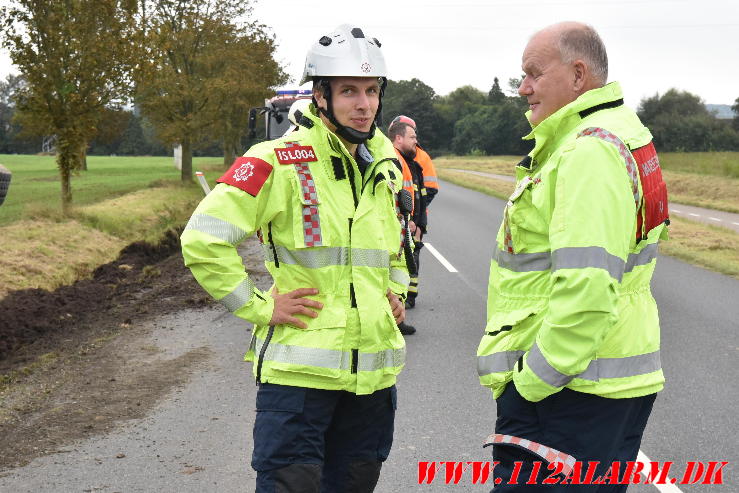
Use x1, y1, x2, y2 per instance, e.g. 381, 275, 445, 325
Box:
492, 242, 658, 277
219, 277, 256, 312
185, 213, 247, 245
252, 336, 405, 371
483, 434, 577, 477
526, 342, 661, 387
261, 244, 391, 269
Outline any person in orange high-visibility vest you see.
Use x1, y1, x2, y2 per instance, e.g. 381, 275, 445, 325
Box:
388, 115, 440, 324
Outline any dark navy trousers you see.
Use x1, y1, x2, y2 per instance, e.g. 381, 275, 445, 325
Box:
492, 383, 656, 492
252, 383, 397, 493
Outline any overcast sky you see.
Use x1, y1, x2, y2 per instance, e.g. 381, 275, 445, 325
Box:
0, 0, 736, 109
250, 0, 739, 108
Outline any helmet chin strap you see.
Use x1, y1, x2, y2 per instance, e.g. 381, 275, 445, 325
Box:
314, 78, 387, 145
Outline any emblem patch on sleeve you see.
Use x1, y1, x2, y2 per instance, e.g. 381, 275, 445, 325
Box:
274, 145, 318, 164
217, 156, 273, 196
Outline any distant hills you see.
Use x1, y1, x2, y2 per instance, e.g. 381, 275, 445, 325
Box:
706, 104, 735, 119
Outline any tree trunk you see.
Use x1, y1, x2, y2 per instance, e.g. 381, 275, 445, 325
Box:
223, 138, 236, 168
80, 143, 88, 171
180, 135, 193, 182
57, 145, 74, 214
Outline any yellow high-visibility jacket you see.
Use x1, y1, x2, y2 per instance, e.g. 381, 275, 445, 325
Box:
477, 83, 669, 402
182, 104, 409, 395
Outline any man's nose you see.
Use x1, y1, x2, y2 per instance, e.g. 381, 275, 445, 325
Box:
356, 92, 370, 109
518, 77, 532, 96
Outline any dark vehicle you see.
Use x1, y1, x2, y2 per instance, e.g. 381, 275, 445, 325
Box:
249, 89, 313, 140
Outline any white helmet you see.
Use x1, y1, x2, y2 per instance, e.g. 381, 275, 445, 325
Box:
300, 24, 387, 84
282, 98, 313, 136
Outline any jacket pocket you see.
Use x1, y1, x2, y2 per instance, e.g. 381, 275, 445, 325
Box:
477, 308, 543, 396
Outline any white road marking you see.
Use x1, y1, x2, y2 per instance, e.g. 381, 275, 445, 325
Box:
733, 222, 739, 226
637, 450, 684, 493
424, 243, 458, 273
670, 209, 682, 213
688, 213, 700, 217
708, 217, 722, 222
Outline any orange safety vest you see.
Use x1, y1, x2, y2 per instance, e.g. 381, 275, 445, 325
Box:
415, 145, 439, 193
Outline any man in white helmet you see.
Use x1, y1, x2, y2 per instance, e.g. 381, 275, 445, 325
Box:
181, 24, 409, 492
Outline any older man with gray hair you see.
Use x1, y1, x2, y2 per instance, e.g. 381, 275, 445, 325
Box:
477, 22, 670, 490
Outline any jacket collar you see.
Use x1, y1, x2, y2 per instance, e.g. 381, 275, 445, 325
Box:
523, 82, 624, 161
298, 103, 392, 162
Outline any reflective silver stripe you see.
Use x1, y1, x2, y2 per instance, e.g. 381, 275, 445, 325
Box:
390, 267, 410, 287
578, 350, 661, 381
261, 245, 390, 269
253, 337, 404, 372
358, 348, 406, 372
493, 249, 551, 272
527, 342, 577, 387
352, 248, 390, 269
625, 243, 658, 273
262, 245, 348, 268
494, 245, 656, 278
254, 337, 351, 370
402, 180, 413, 188
424, 176, 438, 184
552, 246, 625, 281
527, 342, 662, 387
477, 350, 526, 376
185, 214, 247, 245
220, 278, 255, 312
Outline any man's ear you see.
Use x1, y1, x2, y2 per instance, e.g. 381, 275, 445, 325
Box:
572, 59, 587, 92
313, 85, 328, 111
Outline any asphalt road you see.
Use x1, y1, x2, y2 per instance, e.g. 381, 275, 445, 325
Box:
1, 180, 737, 492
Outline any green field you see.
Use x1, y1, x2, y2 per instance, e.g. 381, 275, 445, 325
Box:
0, 155, 226, 226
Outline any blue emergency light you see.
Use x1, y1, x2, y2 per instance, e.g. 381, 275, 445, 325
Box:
275, 89, 312, 96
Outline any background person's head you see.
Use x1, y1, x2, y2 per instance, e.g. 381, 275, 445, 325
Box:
388, 121, 417, 156
301, 24, 387, 145
518, 22, 608, 126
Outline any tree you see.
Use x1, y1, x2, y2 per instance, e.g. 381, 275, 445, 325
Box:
732, 96, 739, 131
135, 0, 284, 180
2, 0, 138, 212
638, 89, 739, 151
89, 107, 132, 155
0, 74, 25, 153
382, 78, 442, 149
203, 27, 286, 167
488, 77, 505, 104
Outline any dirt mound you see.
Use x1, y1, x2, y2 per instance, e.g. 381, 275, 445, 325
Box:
0, 228, 210, 367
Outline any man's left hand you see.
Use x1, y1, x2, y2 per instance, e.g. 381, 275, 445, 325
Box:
386, 289, 405, 324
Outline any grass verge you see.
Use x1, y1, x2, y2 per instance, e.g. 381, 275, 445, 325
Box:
435, 153, 739, 214
0, 182, 207, 299
437, 170, 739, 280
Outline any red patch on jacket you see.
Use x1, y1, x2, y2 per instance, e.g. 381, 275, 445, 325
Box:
217, 157, 273, 196
274, 145, 318, 164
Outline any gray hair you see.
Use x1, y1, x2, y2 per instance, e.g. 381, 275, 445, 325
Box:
558, 24, 608, 85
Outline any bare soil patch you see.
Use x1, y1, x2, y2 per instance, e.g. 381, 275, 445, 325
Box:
0, 230, 267, 471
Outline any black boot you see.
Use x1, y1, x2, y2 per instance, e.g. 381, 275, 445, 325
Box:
398, 321, 416, 335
